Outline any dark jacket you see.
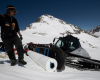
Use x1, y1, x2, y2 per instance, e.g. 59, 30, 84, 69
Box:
0, 14, 20, 39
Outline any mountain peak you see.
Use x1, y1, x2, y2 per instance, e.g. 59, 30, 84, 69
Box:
35, 14, 69, 25
35, 14, 54, 22
24, 14, 83, 35
88, 25, 100, 34
35, 14, 56, 22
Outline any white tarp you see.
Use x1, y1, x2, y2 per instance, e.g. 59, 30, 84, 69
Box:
27, 50, 57, 72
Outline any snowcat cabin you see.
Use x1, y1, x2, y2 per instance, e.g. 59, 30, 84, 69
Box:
55, 35, 81, 52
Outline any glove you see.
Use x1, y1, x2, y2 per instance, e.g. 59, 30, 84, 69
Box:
20, 35, 23, 40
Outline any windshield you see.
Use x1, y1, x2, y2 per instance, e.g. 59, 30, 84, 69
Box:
56, 39, 64, 48
55, 37, 81, 52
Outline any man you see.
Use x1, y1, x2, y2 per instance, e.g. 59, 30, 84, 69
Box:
0, 5, 27, 66
28, 42, 34, 51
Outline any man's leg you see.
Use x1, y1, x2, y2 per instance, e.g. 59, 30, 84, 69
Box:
2, 39, 16, 66
13, 35, 27, 65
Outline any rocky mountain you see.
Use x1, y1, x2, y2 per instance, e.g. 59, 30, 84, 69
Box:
87, 25, 100, 37
23, 14, 85, 36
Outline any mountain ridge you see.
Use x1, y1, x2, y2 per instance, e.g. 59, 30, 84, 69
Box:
23, 14, 85, 36
87, 25, 100, 38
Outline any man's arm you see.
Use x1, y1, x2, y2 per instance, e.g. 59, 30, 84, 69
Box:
17, 31, 22, 36
17, 30, 23, 40
15, 18, 23, 40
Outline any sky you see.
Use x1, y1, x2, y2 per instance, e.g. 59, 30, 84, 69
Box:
0, 0, 100, 31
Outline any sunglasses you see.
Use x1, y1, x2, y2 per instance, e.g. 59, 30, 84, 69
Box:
12, 10, 17, 13
7, 8, 17, 13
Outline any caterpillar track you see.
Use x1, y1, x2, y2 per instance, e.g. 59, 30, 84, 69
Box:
65, 54, 100, 71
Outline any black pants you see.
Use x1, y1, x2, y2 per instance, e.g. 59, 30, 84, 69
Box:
2, 35, 24, 61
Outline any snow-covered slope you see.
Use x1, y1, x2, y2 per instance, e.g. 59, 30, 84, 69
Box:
0, 54, 100, 80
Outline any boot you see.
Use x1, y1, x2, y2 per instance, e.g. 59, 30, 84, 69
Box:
18, 59, 27, 65
11, 60, 17, 66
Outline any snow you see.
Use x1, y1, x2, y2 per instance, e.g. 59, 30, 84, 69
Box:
1, 31, 100, 80
0, 54, 100, 80
94, 32, 100, 38
0, 15, 100, 80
